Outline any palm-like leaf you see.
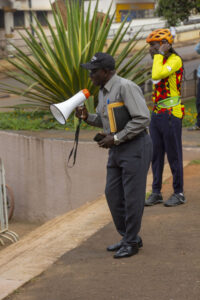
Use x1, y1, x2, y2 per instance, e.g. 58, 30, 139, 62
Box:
0, 0, 150, 111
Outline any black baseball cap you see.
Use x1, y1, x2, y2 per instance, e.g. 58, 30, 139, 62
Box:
81, 52, 115, 70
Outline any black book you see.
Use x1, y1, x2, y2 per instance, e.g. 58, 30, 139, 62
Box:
107, 102, 132, 133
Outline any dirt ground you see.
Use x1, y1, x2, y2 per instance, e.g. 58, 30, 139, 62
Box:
4, 162, 200, 300
0, 221, 41, 250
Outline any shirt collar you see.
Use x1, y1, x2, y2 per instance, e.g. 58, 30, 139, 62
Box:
103, 74, 118, 93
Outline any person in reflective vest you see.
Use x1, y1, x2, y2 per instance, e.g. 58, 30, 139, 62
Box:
145, 28, 186, 207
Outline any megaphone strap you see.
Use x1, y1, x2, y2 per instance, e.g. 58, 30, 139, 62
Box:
67, 118, 82, 168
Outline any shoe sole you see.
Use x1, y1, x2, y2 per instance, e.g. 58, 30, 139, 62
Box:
107, 240, 143, 251
114, 250, 139, 259
164, 201, 186, 207
145, 200, 163, 206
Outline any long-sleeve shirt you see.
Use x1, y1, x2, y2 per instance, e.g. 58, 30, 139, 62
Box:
151, 53, 184, 119
86, 74, 150, 144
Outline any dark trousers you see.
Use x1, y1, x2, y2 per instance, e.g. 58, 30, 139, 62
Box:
150, 112, 183, 194
105, 132, 152, 245
196, 78, 200, 127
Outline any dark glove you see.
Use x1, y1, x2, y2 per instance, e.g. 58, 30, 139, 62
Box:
98, 134, 114, 149
75, 105, 88, 121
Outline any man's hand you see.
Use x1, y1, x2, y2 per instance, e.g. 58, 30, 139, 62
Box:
98, 134, 114, 148
149, 47, 159, 57
75, 105, 88, 121
159, 42, 171, 54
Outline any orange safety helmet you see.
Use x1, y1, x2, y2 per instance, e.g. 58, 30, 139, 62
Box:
146, 28, 173, 44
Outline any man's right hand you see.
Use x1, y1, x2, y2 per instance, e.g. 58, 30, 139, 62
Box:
75, 105, 88, 121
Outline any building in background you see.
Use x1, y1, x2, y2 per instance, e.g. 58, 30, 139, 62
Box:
84, 0, 155, 22
0, 0, 156, 40
0, 0, 55, 56
0, 0, 156, 57
0, 0, 54, 38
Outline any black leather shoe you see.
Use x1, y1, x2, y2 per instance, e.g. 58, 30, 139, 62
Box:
107, 240, 123, 252
107, 236, 143, 252
114, 244, 139, 259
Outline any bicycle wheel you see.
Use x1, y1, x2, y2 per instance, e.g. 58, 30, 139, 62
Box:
6, 185, 14, 221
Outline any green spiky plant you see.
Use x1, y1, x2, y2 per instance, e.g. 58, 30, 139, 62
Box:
0, 0, 150, 119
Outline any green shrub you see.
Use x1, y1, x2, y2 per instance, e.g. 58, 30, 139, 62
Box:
182, 98, 197, 127
0, 110, 97, 131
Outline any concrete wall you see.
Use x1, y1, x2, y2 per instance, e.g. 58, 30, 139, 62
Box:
0, 131, 108, 222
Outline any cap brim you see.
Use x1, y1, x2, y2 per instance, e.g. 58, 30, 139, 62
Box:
80, 63, 100, 70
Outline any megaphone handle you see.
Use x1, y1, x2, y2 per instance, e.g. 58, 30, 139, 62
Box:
67, 118, 82, 168
77, 103, 85, 119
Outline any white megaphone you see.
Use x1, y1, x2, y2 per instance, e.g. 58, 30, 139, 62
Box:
50, 89, 90, 125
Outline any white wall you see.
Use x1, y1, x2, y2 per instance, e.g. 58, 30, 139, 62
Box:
31, 0, 52, 10
0, 131, 107, 222
84, 0, 115, 16
0, 0, 52, 10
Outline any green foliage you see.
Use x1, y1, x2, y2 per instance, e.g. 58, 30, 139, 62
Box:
0, 98, 197, 131
0, 0, 150, 115
0, 110, 97, 131
182, 98, 198, 127
189, 160, 200, 165
156, 0, 200, 26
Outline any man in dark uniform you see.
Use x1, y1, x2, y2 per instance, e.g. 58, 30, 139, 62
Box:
76, 52, 152, 258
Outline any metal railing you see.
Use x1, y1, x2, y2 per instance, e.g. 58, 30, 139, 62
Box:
0, 158, 18, 245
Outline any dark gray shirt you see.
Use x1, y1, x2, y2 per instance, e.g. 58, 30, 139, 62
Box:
87, 74, 150, 144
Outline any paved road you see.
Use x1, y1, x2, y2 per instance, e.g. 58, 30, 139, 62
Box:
4, 162, 200, 300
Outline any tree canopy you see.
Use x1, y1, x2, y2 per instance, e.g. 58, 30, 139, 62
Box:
156, 0, 200, 26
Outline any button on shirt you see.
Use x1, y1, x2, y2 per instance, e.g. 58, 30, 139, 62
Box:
86, 74, 150, 144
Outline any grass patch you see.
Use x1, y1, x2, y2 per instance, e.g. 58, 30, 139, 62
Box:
0, 110, 97, 131
145, 191, 152, 200
189, 160, 200, 165
0, 97, 197, 131
182, 98, 197, 127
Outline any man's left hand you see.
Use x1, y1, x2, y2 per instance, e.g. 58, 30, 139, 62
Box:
98, 134, 114, 148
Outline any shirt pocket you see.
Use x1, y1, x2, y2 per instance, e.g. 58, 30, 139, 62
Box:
108, 92, 122, 104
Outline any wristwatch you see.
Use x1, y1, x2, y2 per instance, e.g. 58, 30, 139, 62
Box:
114, 134, 120, 145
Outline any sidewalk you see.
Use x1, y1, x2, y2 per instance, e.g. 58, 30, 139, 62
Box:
0, 128, 199, 300
1, 158, 200, 300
